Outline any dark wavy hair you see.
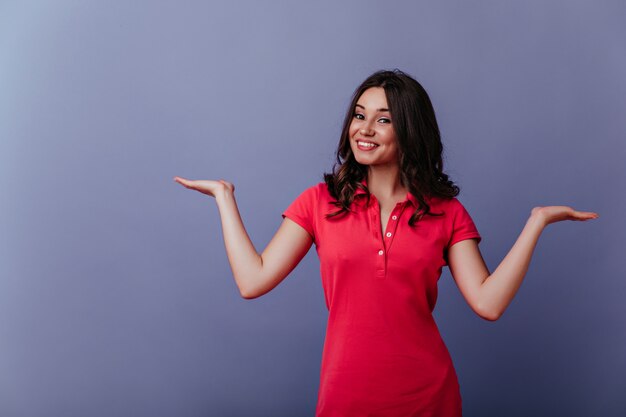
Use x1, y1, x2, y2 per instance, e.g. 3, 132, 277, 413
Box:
323, 69, 459, 226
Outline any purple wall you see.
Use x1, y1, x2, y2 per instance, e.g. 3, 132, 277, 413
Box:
1, 1, 624, 416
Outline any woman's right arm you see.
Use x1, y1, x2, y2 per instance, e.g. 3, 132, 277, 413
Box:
174, 176, 313, 299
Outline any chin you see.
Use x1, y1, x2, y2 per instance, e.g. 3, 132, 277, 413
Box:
354, 156, 373, 166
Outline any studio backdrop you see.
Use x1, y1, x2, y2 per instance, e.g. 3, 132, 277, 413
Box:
1, 1, 624, 416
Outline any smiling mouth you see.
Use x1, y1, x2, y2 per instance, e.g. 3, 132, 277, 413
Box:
356, 140, 379, 151
356, 140, 379, 148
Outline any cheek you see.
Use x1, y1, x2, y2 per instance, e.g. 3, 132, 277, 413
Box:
348, 123, 359, 137
378, 130, 393, 144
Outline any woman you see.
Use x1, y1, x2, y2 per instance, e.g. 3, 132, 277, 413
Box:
174, 69, 598, 416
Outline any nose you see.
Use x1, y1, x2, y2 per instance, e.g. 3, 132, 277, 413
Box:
360, 121, 374, 136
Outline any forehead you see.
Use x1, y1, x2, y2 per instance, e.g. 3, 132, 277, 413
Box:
356, 87, 388, 109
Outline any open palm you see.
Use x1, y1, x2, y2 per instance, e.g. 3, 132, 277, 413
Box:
531, 205, 599, 226
173, 176, 234, 198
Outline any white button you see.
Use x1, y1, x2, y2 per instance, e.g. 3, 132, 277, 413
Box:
378, 250, 384, 255
386, 232, 392, 237
392, 215, 398, 220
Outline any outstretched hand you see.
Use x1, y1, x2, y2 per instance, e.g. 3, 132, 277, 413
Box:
173, 176, 235, 199
531, 206, 599, 227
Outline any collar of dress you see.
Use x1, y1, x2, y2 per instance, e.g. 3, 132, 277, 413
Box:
353, 178, 419, 208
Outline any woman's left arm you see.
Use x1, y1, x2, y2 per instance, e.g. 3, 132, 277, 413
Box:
447, 206, 599, 321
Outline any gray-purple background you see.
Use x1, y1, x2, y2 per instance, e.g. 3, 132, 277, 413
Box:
1, 1, 624, 416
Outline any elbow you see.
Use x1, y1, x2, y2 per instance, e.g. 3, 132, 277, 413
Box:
238, 282, 267, 300
234, 273, 261, 300
481, 311, 502, 322
237, 270, 277, 300
476, 305, 503, 322
240, 292, 254, 300
239, 287, 260, 300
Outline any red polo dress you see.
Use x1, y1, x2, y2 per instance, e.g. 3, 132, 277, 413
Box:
282, 180, 481, 417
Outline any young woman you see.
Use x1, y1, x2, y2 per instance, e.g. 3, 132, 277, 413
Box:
174, 70, 598, 416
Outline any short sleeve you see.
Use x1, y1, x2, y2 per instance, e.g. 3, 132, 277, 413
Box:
448, 198, 482, 248
281, 185, 318, 243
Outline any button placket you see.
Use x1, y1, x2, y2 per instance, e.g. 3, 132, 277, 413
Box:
382, 204, 397, 241
369, 198, 386, 278
383, 205, 404, 255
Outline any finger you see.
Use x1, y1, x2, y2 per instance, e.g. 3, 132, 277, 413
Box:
173, 177, 194, 188
573, 211, 599, 220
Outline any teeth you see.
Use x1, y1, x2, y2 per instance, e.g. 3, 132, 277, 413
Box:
358, 141, 377, 148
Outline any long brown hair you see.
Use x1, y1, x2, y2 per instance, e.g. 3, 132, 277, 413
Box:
323, 69, 459, 226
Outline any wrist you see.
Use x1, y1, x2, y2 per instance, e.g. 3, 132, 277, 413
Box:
215, 186, 235, 206
527, 211, 547, 229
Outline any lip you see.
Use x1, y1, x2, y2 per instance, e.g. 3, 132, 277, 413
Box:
355, 138, 378, 145
355, 139, 379, 151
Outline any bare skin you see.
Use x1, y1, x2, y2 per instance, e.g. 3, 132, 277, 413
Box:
173, 175, 598, 319
447, 205, 598, 320
174, 87, 599, 318
173, 177, 314, 299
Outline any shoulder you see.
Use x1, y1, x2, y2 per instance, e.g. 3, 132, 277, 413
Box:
300, 182, 332, 199
444, 196, 464, 212
297, 182, 326, 197
437, 196, 480, 232
425, 196, 478, 225
285, 182, 329, 206
425, 195, 460, 213
431, 196, 468, 210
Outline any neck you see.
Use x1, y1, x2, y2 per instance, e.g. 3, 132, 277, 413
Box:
366, 165, 406, 199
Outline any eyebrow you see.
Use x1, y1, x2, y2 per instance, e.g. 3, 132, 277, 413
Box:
355, 104, 390, 112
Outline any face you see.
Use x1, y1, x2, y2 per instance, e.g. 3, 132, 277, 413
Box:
349, 87, 399, 168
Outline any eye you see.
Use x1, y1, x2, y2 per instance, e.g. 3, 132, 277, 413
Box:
378, 117, 391, 124
354, 113, 365, 120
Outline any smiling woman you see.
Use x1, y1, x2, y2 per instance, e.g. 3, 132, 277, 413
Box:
174, 69, 598, 417
324, 70, 459, 228
349, 87, 399, 168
